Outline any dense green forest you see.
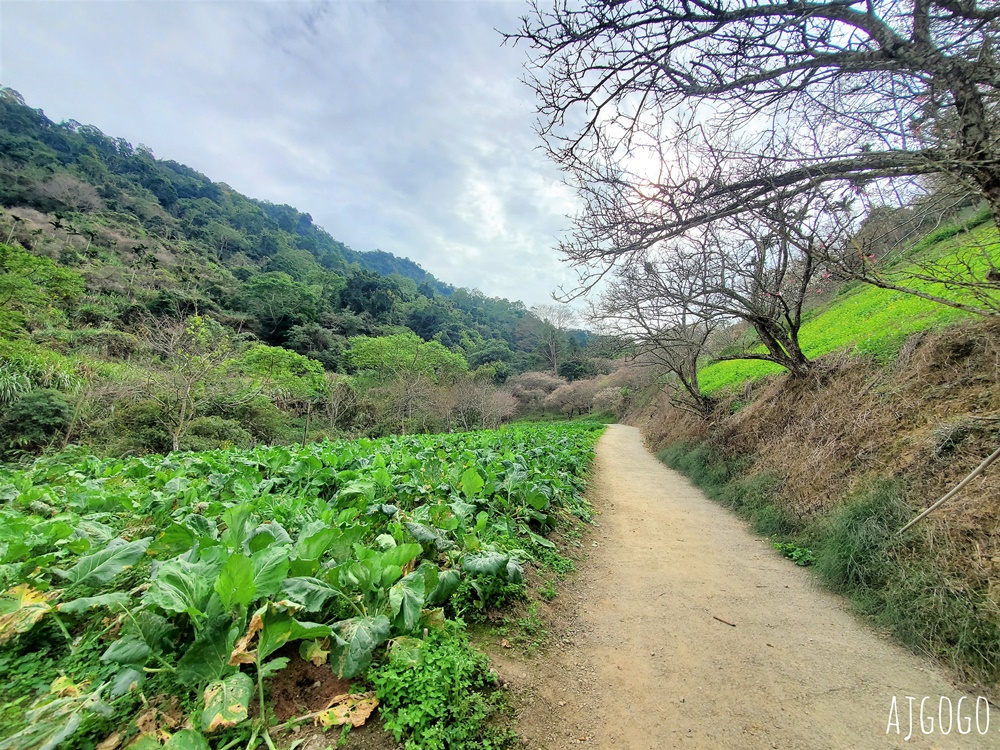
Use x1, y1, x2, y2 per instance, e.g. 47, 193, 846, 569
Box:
0, 89, 611, 458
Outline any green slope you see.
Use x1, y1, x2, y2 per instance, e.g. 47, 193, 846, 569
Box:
698, 221, 1000, 395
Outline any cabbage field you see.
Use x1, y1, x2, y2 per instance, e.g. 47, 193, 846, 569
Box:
0, 422, 603, 750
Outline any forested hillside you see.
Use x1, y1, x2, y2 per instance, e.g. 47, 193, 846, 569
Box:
0, 89, 608, 458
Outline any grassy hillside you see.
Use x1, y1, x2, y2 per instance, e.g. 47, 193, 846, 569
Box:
0, 88, 536, 357
698, 218, 1000, 394
0, 90, 612, 459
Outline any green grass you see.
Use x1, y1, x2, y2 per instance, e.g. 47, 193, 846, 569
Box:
370, 623, 516, 750
814, 481, 1000, 683
698, 222, 1000, 394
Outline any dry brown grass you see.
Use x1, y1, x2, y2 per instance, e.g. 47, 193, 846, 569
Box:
638, 316, 1000, 598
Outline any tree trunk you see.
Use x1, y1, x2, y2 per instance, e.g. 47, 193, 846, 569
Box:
983, 183, 1000, 238
301, 403, 311, 448
60, 387, 89, 450
949, 69, 1000, 234
173, 384, 191, 452
753, 320, 811, 377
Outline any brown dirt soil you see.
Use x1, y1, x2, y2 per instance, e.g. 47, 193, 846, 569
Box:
265, 648, 353, 723
264, 647, 402, 750
491, 425, 997, 749
275, 719, 400, 750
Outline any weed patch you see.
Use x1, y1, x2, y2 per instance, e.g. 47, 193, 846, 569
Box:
539, 579, 558, 602
772, 540, 816, 567
815, 481, 1000, 682
516, 603, 548, 652
370, 623, 516, 750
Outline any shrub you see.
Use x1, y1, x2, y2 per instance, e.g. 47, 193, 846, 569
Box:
72, 302, 119, 326
91, 399, 172, 455
0, 388, 71, 455
208, 396, 290, 445
177, 416, 254, 452
448, 577, 527, 623
71, 329, 140, 358
813, 481, 912, 594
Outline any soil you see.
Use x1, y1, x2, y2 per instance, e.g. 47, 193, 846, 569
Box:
488, 424, 997, 749
267, 646, 353, 723
265, 647, 401, 750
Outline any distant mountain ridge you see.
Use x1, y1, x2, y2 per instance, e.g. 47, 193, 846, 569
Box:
0, 86, 451, 294
0, 88, 601, 382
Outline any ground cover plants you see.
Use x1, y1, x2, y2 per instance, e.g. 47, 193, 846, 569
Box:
0, 421, 603, 749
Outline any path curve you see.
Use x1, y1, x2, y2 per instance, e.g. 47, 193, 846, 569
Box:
495, 424, 996, 749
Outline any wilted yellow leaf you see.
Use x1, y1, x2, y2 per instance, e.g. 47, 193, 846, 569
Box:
314, 692, 379, 729
201, 673, 253, 733
421, 607, 446, 630
228, 611, 263, 665
49, 675, 81, 697
96, 731, 123, 750
0, 585, 59, 644
300, 638, 330, 666
134, 705, 180, 737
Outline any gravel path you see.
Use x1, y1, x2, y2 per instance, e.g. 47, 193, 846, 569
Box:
493, 424, 996, 749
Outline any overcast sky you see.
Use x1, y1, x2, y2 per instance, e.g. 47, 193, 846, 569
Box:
0, 0, 582, 306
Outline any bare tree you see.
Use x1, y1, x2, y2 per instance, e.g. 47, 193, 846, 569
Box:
370, 373, 439, 435
543, 377, 603, 417
322, 373, 358, 433
139, 316, 254, 452
594, 193, 844, 381
592, 271, 718, 414
510, 0, 1000, 288
446, 380, 519, 431
517, 304, 579, 375
38, 174, 103, 213
484, 389, 519, 428
506, 370, 568, 412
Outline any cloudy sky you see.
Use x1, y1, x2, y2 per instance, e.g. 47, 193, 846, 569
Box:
0, 0, 582, 306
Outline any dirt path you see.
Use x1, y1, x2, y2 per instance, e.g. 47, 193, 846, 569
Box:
491, 425, 997, 749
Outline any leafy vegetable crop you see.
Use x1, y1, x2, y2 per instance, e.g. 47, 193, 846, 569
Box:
0, 422, 601, 749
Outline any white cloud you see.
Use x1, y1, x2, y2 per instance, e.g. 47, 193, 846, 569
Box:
1, 0, 581, 306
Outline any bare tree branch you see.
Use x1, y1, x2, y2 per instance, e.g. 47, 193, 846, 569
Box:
509, 0, 1000, 285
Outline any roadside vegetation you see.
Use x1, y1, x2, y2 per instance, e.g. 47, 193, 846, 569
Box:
658, 441, 1000, 689
0, 421, 603, 749
638, 240, 1000, 690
